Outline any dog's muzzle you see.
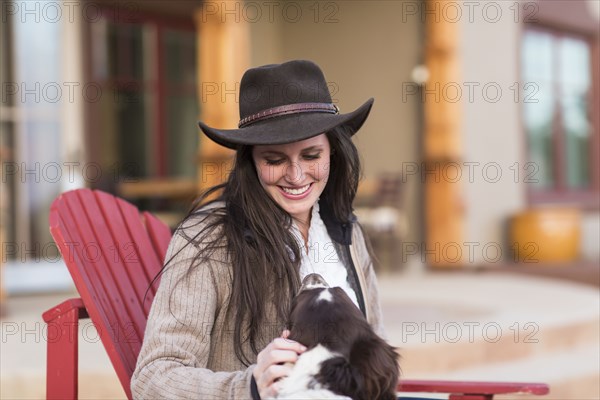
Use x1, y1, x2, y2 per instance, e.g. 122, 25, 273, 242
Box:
300, 273, 330, 292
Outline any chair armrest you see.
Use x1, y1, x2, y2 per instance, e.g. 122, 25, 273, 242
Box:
398, 380, 550, 400
42, 298, 88, 322
43, 297, 89, 400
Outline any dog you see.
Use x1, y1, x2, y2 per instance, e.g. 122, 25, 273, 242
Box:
274, 273, 400, 400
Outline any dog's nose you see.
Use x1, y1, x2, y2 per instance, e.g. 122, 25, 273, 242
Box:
300, 273, 330, 291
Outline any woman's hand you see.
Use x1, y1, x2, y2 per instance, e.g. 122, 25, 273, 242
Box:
253, 329, 307, 398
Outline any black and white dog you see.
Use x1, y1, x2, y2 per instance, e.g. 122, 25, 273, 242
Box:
275, 273, 400, 400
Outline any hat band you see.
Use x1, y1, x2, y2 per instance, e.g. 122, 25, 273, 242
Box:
238, 102, 339, 128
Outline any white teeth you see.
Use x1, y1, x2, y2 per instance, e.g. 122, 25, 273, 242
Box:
281, 184, 310, 195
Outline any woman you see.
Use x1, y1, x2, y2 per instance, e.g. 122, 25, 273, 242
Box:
131, 60, 387, 399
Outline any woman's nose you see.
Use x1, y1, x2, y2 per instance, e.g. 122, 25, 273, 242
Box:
284, 161, 305, 183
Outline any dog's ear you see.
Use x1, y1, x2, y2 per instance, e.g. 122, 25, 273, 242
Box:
315, 356, 363, 398
349, 337, 401, 400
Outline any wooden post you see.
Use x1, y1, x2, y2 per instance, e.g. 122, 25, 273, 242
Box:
0, 144, 9, 315
194, 3, 250, 193
423, 0, 465, 267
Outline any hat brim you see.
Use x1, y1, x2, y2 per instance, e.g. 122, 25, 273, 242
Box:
198, 98, 374, 149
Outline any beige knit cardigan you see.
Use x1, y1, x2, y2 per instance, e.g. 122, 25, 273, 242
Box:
131, 213, 386, 399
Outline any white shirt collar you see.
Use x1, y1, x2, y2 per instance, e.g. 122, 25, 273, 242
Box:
290, 201, 360, 309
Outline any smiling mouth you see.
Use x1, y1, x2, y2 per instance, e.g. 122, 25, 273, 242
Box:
279, 183, 312, 195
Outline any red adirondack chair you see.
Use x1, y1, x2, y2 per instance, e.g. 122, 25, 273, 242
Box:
43, 189, 550, 400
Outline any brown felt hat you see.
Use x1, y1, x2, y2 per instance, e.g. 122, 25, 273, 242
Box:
197, 60, 374, 149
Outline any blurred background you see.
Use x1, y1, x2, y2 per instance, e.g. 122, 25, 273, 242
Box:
1, 0, 599, 399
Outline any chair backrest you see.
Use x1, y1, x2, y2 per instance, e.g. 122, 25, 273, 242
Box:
372, 172, 405, 208
49, 189, 172, 398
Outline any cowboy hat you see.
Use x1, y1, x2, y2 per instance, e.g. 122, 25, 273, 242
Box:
197, 60, 374, 149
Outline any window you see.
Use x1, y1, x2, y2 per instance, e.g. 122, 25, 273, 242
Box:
521, 27, 599, 207
1, 6, 63, 261
1, 14, 15, 254
85, 11, 198, 193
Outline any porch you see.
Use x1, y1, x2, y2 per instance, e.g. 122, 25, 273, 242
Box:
1, 265, 598, 399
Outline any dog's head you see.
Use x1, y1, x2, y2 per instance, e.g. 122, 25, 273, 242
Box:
285, 274, 400, 400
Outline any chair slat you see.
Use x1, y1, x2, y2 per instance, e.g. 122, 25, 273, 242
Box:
141, 211, 172, 311
111, 195, 163, 316
398, 380, 550, 396
143, 211, 171, 266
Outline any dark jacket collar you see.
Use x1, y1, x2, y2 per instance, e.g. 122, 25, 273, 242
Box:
318, 198, 356, 246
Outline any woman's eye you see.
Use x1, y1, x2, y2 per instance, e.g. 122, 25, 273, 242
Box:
265, 159, 284, 166
303, 154, 321, 161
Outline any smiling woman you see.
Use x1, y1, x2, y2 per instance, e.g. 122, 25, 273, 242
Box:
253, 135, 331, 237
131, 60, 391, 400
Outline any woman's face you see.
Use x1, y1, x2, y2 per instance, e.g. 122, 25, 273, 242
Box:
252, 134, 331, 222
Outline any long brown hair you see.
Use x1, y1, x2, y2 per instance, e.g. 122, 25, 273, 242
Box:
161, 125, 362, 366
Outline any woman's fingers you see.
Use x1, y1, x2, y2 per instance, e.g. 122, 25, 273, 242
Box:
257, 348, 301, 374
257, 363, 294, 389
273, 337, 307, 353
268, 349, 301, 365
261, 336, 306, 357
254, 332, 308, 397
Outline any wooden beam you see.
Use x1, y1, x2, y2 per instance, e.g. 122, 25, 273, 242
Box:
424, 0, 465, 267
194, 4, 250, 193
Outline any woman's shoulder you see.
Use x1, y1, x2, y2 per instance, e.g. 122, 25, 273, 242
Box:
177, 200, 226, 232
169, 200, 228, 252
162, 201, 230, 272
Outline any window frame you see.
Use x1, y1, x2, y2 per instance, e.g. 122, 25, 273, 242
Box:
520, 24, 600, 210
82, 7, 196, 182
